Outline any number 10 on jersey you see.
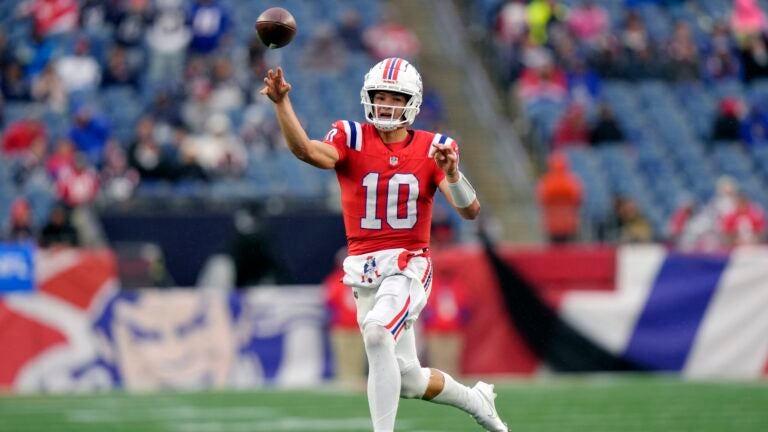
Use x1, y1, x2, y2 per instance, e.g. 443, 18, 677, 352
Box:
361, 173, 419, 230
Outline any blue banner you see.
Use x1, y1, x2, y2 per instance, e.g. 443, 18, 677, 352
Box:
0, 243, 35, 293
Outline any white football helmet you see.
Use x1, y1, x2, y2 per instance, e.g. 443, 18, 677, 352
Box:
361, 58, 423, 131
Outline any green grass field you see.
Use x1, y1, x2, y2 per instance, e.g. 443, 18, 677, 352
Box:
1, 376, 767, 432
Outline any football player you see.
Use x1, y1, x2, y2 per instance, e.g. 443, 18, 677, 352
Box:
261, 58, 508, 432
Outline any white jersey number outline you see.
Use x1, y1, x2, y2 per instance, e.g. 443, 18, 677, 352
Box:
361, 173, 418, 230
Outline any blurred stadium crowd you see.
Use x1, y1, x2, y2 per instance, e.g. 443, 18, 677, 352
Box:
0, 0, 446, 248
3, 0, 768, 253
472, 0, 768, 250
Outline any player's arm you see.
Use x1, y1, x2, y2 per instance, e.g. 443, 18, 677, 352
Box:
260, 67, 339, 169
433, 143, 480, 219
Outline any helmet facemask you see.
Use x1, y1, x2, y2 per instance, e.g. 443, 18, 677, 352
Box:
361, 58, 423, 131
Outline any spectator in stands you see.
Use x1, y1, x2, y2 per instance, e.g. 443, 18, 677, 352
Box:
301, 24, 348, 72
721, 191, 767, 246
56, 153, 99, 208
188, 0, 231, 56
494, 0, 529, 47
209, 57, 245, 114
621, 10, 649, 55
621, 11, 664, 80
738, 32, 768, 83
711, 97, 744, 143
590, 103, 625, 145
24, 29, 56, 78
2, 61, 32, 101
182, 79, 214, 134
79, 0, 108, 33
175, 144, 209, 182
55, 37, 102, 94
69, 104, 111, 166
100, 140, 139, 202
16, 0, 78, 39
680, 176, 740, 251
552, 103, 589, 150
128, 116, 174, 181
9, 131, 48, 187
110, 0, 154, 59
7, 197, 35, 242
56, 153, 105, 247
731, 0, 766, 43
363, 10, 421, 60
39, 204, 79, 248
703, 22, 741, 83
32, 63, 68, 113
665, 21, 701, 82
537, 152, 583, 243
147, 0, 191, 86
567, 0, 609, 46
615, 196, 653, 243
421, 266, 469, 379
101, 46, 140, 90
526, 0, 566, 45
324, 249, 366, 388
2, 115, 47, 156
183, 113, 247, 175
337, 9, 368, 52
665, 194, 697, 248
336, 9, 366, 52
566, 58, 601, 107
517, 48, 568, 103
240, 94, 282, 155
589, 33, 626, 78
46, 137, 76, 180
147, 87, 184, 128
741, 100, 768, 146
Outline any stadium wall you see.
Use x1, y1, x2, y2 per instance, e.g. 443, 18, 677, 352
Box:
1, 244, 767, 394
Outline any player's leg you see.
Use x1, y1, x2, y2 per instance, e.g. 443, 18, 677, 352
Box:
359, 275, 412, 432
395, 317, 509, 431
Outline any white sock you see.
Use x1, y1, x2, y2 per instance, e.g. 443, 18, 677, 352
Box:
430, 372, 482, 416
363, 324, 400, 431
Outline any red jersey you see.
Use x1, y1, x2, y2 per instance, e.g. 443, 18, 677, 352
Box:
325, 120, 455, 255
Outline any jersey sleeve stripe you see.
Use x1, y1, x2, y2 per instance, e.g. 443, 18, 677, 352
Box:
342, 120, 352, 148
353, 121, 362, 151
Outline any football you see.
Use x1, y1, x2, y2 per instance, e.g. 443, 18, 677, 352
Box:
255, 7, 297, 49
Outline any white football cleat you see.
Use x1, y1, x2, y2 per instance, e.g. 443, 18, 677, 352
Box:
471, 381, 509, 432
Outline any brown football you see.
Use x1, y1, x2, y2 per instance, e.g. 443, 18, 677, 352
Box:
255, 7, 297, 49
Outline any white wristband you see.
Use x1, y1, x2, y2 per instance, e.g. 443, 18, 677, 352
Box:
446, 172, 476, 208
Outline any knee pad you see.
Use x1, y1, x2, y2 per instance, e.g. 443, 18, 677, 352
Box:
362, 324, 392, 351
399, 361, 430, 399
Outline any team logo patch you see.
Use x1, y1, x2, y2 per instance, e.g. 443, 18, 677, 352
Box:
389, 156, 399, 166
361, 256, 381, 283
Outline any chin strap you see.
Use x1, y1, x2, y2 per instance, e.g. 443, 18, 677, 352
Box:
446, 172, 476, 208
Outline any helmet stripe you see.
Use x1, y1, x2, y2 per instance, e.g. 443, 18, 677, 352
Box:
391, 58, 403, 81
382, 58, 394, 80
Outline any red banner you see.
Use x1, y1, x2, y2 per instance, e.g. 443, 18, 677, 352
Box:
430, 244, 616, 375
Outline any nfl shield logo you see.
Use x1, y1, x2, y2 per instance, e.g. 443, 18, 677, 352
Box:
389, 156, 399, 166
